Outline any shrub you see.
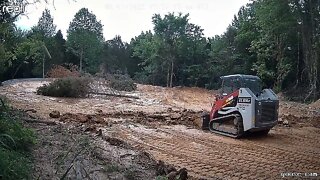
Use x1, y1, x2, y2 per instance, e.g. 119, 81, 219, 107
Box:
37, 77, 92, 98
108, 74, 137, 92
0, 148, 32, 180
133, 72, 151, 85
0, 104, 35, 180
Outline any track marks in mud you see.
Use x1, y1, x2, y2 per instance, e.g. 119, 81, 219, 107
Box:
114, 126, 320, 179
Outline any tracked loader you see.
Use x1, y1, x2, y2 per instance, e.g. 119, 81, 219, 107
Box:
202, 74, 279, 138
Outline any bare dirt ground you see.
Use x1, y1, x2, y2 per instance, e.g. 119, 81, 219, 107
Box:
1, 79, 320, 179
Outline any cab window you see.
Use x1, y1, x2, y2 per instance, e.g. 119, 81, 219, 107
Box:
222, 78, 232, 95
222, 78, 241, 95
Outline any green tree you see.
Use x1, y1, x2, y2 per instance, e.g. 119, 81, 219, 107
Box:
28, 9, 66, 76
132, 13, 207, 87
233, 4, 259, 74
251, 0, 298, 90
152, 13, 195, 87
66, 8, 104, 73
205, 0, 319, 101
32, 9, 56, 37
9, 37, 45, 78
130, 31, 156, 83
101, 35, 132, 74
290, 0, 320, 100
42, 30, 66, 73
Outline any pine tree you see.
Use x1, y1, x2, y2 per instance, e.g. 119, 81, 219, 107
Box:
34, 9, 56, 37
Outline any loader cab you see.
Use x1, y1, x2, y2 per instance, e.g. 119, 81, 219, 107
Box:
220, 74, 262, 97
220, 77, 241, 96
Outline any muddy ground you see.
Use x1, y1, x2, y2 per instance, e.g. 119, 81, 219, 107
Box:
1, 79, 319, 179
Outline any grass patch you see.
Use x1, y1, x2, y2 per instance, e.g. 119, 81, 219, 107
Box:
0, 100, 35, 180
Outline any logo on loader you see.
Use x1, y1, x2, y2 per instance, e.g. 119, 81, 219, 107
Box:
238, 97, 251, 103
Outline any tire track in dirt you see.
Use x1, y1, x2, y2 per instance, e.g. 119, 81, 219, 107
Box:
122, 130, 275, 179
115, 126, 320, 179
157, 128, 320, 169
161, 128, 320, 163
124, 134, 251, 179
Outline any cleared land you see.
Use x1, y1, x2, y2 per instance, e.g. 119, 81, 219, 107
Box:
1, 79, 319, 179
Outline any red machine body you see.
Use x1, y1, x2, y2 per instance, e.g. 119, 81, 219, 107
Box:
210, 90, 239, 120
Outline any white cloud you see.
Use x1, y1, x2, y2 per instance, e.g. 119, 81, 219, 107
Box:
14, 0, 250, 42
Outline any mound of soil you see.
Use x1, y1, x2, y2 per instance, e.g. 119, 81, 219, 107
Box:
279, 114, 320, 128
57, 109, 203, 129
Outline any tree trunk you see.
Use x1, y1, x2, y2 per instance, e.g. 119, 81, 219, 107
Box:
170, 60, 174, 88
42, 55, 45, 78
166, 62, 170, 87
294, 32, 301, 88
80, 48, 83, 73
301, 0, 318, 101
12, 62, 23, 79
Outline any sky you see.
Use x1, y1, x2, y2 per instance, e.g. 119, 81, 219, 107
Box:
15, 0, 250, 42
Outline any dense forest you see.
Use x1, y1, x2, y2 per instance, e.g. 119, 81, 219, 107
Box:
0, 0, 319, 101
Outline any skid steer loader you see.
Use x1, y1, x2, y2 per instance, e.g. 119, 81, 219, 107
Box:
202, 74, 279, 138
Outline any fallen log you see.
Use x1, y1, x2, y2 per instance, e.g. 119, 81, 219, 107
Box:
89, 92, 139, 99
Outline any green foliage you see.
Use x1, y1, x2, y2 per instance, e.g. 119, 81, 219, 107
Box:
0, 16, 61, 81
66, 30, 103, 73
251, 0, 297, 89
44, 30, 67, 71
132, 13, 208, 87
0, 112, 35, 152
36, 77, 92, 97
32, 9, 56, 37
66, 8, 104, 74
67, 8, 103, 40
0, 148, 32, 180
0, 102, 35, 180
102, 35, 133, 74
108, 74, 137, 92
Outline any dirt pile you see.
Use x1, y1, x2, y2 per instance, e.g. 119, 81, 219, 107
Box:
46, 64, 80, 78
102, 135, 130, 148
279, 114, 320, 128
49, 110, 60, 118
139, 84, 215, 111
56, 108, 203, 129
310, 99, 320, 108
279, 101, 320, 128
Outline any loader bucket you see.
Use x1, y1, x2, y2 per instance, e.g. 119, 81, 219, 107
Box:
201, 113, 210, 130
